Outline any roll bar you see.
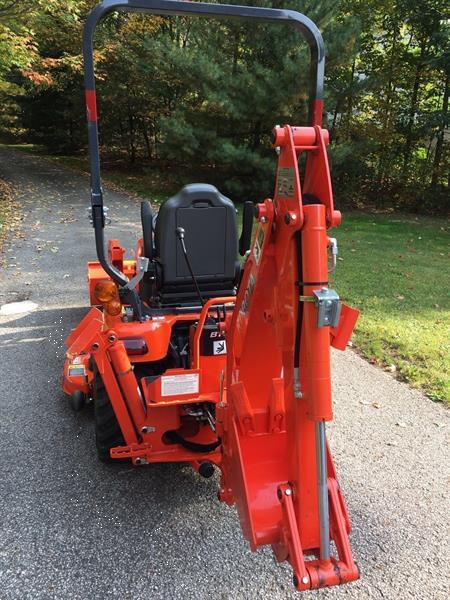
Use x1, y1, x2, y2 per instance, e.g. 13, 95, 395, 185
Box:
83, 0, 326, 286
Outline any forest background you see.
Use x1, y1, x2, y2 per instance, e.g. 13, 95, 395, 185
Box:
0, 0, 448, 210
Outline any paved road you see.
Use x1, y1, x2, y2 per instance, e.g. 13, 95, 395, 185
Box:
0, 147, 449, 600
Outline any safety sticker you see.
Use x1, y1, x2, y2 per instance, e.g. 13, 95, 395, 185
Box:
277, 167, 295, 197
161, 373, 199, 397
68, 364, 86, 377
240, 274, 256, 314
253, 228, 265, 264
213, 340, 227, 355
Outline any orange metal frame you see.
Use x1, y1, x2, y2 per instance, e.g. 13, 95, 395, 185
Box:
217, 124, 359, 589
63, 124, 360, 591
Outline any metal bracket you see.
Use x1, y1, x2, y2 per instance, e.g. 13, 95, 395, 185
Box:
313, 288, 341, 328
88, 205, 110, 226
124, 256, 149, 291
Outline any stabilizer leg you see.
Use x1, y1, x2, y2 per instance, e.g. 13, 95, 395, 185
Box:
316, 421, 330, 561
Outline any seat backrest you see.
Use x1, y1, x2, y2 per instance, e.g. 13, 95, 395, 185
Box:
154, 184, 240, 303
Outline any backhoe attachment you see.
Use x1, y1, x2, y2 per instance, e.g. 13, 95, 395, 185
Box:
218, 124, 360, 591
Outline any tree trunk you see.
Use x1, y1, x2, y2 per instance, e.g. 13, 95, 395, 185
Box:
330, 97, 343, 141
141, 121, 152, 160
127, 96, 136, 163
68, 118, 74, 152
345, 58, 356, 137
402, 40, 427, 179
252, 120, 262, 150
377, 23, 400, 185
431, 72, 449, 188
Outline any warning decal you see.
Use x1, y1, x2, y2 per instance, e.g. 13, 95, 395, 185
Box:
277, 167, 295, 197
161, 373, 199, 397
213, 340, 227, 355
240, 274, 256, 314
253, 228, 265, 264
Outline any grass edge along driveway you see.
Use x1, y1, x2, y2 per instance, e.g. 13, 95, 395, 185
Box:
334, 212, 449, 403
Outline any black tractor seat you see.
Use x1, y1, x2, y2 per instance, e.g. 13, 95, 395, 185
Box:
140, 184, 241, 306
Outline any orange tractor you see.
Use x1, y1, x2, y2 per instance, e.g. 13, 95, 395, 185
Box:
63, 0, 360, 592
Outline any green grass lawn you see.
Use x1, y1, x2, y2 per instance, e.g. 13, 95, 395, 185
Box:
4, 145, 449, 401
333, 213, 449, 402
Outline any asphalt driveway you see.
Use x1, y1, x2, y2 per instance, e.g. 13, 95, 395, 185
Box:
0, 147, 448, 599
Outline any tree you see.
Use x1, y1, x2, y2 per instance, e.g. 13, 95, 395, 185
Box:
0, 0, 448, 211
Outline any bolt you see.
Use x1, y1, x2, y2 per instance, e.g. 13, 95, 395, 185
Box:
141, 426, 155, 434
285, 488, 292, 496
108, 334, 116, 343
135, 457, 142, 465
91, 342, 99, 350
302, 576, 309, 585
261, 216, 267, 224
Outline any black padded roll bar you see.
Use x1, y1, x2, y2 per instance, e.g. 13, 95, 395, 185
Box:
83, 0, 326, 286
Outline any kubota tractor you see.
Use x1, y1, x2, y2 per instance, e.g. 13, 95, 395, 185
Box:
63, 0, 361, 592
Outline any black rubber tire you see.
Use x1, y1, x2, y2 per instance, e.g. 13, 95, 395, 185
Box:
93, 368, 124, 462
69, 390, 86, 412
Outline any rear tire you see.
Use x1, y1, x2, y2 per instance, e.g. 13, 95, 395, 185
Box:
93, 367, 125, 462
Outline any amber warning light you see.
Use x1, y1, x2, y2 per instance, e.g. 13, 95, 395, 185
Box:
94, 280, 122, 316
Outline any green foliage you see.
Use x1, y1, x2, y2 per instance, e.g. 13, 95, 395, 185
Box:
0, 0, 448, 206
330, 0, 449, 210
